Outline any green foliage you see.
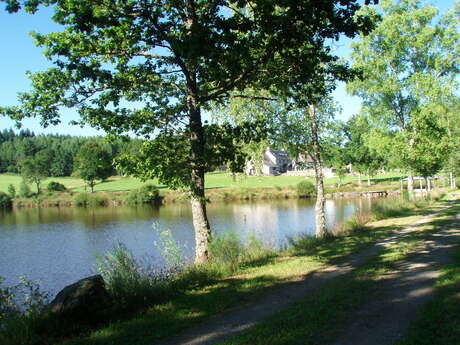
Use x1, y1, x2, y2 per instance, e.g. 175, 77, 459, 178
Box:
0, 276, 50, 345
153, 225, 183, 270
95, 243, 168, 308
7, 184, 15, 198
18, 180, 31, 198
74, 193, 107, 207
74, 142, 113, 192
349, 1, 459, 177
371, 199, 413, 220
116, 122, 266, 190
209, 232, 272, 275
296, 180, 316, 197
0, 192, 12, 209
125, 184, 160, 205
342, 115, 384, 175
46, 181, 66, 192
209, 233, 242, 274
20, 149, 53, 194
340, 213, 371, 235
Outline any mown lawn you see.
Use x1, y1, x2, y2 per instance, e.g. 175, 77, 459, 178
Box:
0, 172, 404, 193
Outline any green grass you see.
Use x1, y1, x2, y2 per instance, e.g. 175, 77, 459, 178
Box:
396, 234, 460, 344
218, 200, 460, 345
44, 197, 450, 345
0, 172, 404, 194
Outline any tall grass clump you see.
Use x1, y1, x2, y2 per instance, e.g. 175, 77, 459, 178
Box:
208, 232, 273, 275
297, 180, 315, 197
125, 184, 161, 205
339, 212, 371, 235
96, 243, 169, 309
288, 233, 332, 253
74, 192, 108, 207
370, 198, 412, 220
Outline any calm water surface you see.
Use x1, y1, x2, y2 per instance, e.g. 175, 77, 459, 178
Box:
0, 198, 378, 294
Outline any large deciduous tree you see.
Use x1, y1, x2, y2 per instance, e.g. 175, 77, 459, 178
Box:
1, 0, 377, 262
348, 0, 459, 197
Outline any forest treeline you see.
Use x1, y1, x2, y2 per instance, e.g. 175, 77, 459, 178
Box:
0, 128, 141, 176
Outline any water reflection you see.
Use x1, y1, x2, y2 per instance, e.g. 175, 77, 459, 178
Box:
0, 197, 381, 294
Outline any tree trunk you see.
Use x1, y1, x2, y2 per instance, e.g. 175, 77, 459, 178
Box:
187, 81, 211, 264
367, 172, 371, 187
450, 172, 455, 189
307, 105, 327, 238
407, 171, 414, 199
427, 177, 431, 192
358, 172, 362, 186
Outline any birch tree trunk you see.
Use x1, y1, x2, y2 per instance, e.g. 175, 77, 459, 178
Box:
307, 105, 327, 238
407, 170, 415, 199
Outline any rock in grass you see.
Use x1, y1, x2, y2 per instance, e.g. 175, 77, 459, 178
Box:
49, 275, 111, 316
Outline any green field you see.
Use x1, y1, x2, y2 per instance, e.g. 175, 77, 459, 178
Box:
0, 172, 404, 194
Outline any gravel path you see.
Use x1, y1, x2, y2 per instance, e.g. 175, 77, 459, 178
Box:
158, 202, 458, 345
331, 212, 460, 345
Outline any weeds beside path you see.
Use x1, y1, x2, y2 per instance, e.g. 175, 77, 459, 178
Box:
159, 199, 459, 345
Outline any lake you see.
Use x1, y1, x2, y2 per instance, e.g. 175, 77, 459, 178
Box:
0, 197, 378, 294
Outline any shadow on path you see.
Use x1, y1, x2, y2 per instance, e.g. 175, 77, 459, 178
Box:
157, 201, 458, 345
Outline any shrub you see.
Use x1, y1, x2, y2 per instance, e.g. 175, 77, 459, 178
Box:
296, 180, 316, 197
7, 184, 16, 198
46, 181, 66, 192
18, 181, 32, 198
0, 192, 12, 209
74, 193, 108, 207
125, 184, 161, 205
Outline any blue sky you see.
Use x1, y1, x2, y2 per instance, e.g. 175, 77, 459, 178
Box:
0, 1, 456, 136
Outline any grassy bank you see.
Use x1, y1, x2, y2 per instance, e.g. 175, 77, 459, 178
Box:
220, 197, 460, 345
1, 192, 455, 345
1, 172, 406, 208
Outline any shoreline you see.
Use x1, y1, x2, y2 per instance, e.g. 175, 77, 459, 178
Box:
8, 187, 403, 210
